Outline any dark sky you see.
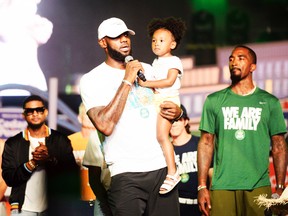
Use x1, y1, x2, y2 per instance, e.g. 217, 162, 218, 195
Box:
37, 0, 288, 92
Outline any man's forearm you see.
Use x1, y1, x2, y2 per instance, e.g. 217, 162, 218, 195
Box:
272, 135, 288, 188
197, 132, 214, 186
88, 82, 131, 136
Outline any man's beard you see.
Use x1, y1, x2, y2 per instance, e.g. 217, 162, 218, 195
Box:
28, 121, 45, 130
107, 44, 132, 62
230, 71, 241, 84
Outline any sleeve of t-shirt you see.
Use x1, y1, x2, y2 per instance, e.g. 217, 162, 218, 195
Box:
168, 56, 184, 77
80, 75, 109, 111
199, 96, 216, 134
269, 98, 287, 135
80, 64, 114, 111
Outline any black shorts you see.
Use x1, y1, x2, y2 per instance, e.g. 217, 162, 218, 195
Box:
108, 167, 180, 216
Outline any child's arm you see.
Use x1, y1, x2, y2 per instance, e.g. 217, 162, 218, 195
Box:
138, 68, 179, 89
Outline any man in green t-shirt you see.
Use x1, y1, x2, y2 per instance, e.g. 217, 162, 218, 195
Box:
197, 45, 288, 216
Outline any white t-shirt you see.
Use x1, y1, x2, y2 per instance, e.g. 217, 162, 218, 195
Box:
22, 135, 47, 212
152, 56, 183, 96
80, 62, 166, 176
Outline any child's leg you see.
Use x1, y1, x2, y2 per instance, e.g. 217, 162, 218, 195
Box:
156, 114, 177, 175
157, 114, 181, 194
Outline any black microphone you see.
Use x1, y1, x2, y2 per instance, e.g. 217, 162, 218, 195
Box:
124, 55, 146, 82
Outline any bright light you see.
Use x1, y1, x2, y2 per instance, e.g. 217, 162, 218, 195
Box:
0, 0, 53, 96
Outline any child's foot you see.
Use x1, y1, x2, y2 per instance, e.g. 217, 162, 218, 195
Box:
159, 171, 181, 194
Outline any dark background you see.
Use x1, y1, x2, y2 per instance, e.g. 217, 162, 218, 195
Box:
37, 0, 288, 92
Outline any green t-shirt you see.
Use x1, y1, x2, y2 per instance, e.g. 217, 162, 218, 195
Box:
199, 87, 287, 190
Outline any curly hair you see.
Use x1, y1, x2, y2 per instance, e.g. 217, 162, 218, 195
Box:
147, 16, 187, 50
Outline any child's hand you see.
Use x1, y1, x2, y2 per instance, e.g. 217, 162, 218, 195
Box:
138, 79, 146, 87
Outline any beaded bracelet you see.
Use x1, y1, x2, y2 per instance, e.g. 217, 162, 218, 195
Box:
28, 160, 37, 170
122, 79, 132, 87
197, 185, 207, 191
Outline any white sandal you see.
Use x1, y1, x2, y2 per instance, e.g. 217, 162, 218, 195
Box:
159, 172, 181, 194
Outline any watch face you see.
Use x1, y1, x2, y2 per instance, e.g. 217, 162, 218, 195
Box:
276, 184, 285, 189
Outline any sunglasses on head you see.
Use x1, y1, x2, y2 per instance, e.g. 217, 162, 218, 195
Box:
23, 107, 46, 116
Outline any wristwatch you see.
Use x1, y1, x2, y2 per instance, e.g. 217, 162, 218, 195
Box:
276, 184, 285, 190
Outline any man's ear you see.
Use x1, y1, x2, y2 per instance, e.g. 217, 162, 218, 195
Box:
44, 109, 49, 118
98, 38, 107, 48
250, 63, 256, 72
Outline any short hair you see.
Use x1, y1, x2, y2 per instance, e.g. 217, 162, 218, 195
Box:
234, 45, 257, 64
22, 95, 46, 109
180, 104, 190, 133
147, 16, 187, 50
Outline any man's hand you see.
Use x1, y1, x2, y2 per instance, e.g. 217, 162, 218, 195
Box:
198, 188, 211, 216
32, 142, 50, 165
159, 101, 181, 121
124, 60, 143, 83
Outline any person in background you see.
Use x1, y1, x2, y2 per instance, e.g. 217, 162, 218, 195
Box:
82, 130, 112, 216
69, 103, 112, 215
1, 95, 80, 216
0, 138, 8, 216
68, 102, 96, 215
170, 104, 213, 216
138, 17, 186, 194
80, 17, 182, 216
197, 45, 288, 216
